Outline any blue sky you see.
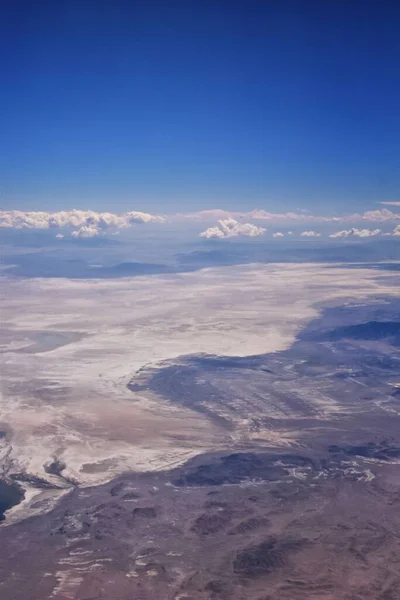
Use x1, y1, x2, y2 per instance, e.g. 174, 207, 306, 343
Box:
1, 0, 399, 214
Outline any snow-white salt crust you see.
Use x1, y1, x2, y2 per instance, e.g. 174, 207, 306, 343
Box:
0, 262, 398, 514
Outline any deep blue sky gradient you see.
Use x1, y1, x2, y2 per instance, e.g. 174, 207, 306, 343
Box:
1, 0, 400, 213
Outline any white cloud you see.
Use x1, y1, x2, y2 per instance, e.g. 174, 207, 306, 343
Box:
358, 209, 399, 222
180, 209, 240, 221
272, 232, 284, 238
328, 230, 351, 239
379, 202, 400, 207
71, 225, 99, 238
55, 233, 64, 239
249, 209, 332, 222
177, 208, 336, 223
0, 209, 165, 235
391, 224, 400, 236
181, 207, 400, 224
200, 218, 266, 239
125, 211, 165, 224
1, 205, 399, 238
0, 210, 51, 229
199, 226, 226, 239
300, 231, 321, 237
253, 208, 399, 223
329, 228, 381, 239
355, 228, 382, 237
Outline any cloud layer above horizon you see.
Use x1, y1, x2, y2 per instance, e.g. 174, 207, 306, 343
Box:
190, 207, 400, 224
0, 206, 399, 240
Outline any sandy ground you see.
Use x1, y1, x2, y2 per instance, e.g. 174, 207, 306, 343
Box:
0, 262, 398, 516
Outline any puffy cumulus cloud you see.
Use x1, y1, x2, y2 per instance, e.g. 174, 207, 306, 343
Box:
199, 226, 226, 239
0, 210, 51, 229
300, 230, 321, 237
354, 228, 382, 237
329, 228, 381, 239
272, 232, 284, 238
0, 209, 165, 236
125, 211, 165, 224
359, 209, 399, 222
390, 224, 400, 236
329, 230, 348, 239
71, 225, 99, 238
200, 218, 266, 239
